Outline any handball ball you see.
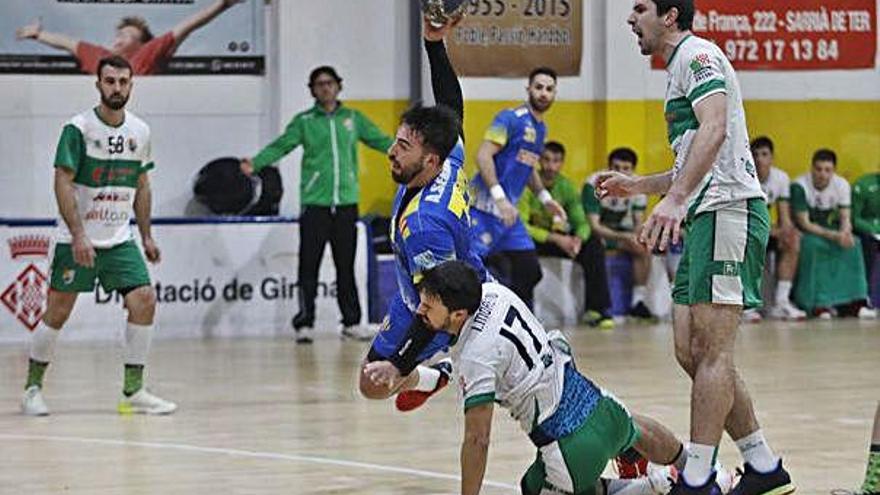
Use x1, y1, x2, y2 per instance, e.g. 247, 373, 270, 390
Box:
421, 0, 468, 27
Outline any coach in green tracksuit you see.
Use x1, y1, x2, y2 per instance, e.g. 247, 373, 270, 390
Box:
242, 66, 394, 343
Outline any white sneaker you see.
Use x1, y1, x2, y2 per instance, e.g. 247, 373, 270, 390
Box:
769, 301, 807, 321
294, 327, 314, 344
21, 385, 49, 416
646, 465, 676, 494
858, 306, 878, 319
341, 324, 377, 341
118, 388, 177, 415
742, 309, 763, 324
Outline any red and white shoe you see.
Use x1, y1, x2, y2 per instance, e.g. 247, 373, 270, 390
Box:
395, 359, 452, 412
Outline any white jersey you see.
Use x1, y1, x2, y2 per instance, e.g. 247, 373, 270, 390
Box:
760, 167, 791, 205
792, 173, 851, 211
451, 283, 571, 432
665, 35, 764, 215
53, 109, 153, 248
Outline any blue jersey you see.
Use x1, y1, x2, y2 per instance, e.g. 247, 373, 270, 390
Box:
471, 105, 547, 213
390, 140, 488, 312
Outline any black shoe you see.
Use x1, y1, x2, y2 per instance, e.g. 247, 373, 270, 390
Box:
628, 301, 656, 320
291, 312, 314, 330
670, 472, 723, 495
730, 460, 795, 495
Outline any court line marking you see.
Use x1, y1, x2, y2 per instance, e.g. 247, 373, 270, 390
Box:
0, 433, 517, 491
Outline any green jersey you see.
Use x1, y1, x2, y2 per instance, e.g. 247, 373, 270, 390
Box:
54, 108, 154, 248
852, 173, 880, 235
790, 173, 850, 229
518, 174, 590, 243
252, 103, 394, 207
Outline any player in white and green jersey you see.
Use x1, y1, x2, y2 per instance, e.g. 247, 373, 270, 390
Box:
377, 260, 719, 495
21, 55, 176, 417
594, 2, 793, 493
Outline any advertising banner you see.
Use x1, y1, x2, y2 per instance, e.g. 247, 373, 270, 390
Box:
448, 0, 583, 77
0, 0, 264, 75
652, 1, 877, 70
0, 221, 369, 343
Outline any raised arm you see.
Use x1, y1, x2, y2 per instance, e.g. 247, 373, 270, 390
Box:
171, 0, 243, 47
423, 18, 464, 133
17, 18, 79, 54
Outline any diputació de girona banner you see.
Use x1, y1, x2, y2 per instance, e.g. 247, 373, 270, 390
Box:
448, 0, 583, 77
652, 0, 877, 70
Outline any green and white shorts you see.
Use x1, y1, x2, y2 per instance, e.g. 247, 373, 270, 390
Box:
50, 240, 151, 293
673, 198, 769, 309
520, 392, 640, 495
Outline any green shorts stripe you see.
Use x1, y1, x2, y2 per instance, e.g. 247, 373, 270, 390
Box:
521, 393, 639, 495
50, 240, 151, 293
673, 198, 769, 309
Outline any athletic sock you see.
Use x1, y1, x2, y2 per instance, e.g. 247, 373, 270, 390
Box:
123, 364, 144, 397
735, 429, 779, 473
26, 322, 60, 389
862, 445, 880, 494
775, 280, 793, 306
632, 285, 647, 305
412, 365, 441, 392
682, 442, 716, 487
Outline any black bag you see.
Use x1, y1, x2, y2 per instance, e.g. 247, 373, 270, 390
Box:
193, 157, 283, 216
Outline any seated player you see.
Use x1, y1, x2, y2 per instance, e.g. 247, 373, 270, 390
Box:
747, 137, 805, 322
366, 261, 739, 495
790, 149, 876, 319
357, 17, 490, 411
583, 148, 656, 320
519, 141, 614, 328
852, 171, 880, 305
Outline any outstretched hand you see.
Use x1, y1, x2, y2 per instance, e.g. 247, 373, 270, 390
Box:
423, 14, 463, 42
16, 18, 42, 40
594, 171, 639, 199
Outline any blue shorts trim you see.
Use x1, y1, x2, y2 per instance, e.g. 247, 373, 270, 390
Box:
470, 208, 535, 257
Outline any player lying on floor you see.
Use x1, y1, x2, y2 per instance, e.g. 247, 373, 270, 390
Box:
366, 260, 736, 495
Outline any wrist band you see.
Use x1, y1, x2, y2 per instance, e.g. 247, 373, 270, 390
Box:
538, 189, 553, 205
490, 185, 506, 201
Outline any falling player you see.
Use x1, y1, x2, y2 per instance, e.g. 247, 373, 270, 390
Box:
21, 55, 176, 416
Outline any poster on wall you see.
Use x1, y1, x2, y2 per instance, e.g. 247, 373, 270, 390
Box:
652, 0, 877, 70
0, 0, 264, 75
0, 221, 369, 343
448, 0, 583, 77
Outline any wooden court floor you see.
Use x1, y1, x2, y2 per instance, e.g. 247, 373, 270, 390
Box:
1, 318, 877, 494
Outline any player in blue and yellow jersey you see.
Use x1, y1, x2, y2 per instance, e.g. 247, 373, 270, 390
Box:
470, 67, 566, 307
358, 17, 489, 412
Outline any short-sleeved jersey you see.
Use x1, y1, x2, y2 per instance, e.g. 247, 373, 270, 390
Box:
665, 35, 764, 216
452, 283, 574, 433
583, 173, 647, 232
76, 32, 177, 75
790, 173, 851, 229
471, 105, 546, 214
391, 139, 488, 312
760, 167, 791, 205
53, 108, 153, 248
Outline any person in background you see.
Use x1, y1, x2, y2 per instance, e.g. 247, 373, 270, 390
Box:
241, 66, 395, 343
745, 137, 806, 322
16, 0, 244, 75
790, 149, 876, 319
852, 171, 880, 305
583, 148, 656, 321
519, 141, 614, 329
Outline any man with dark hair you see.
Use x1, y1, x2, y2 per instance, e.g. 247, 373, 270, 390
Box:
519, 141, 614, 329
852, 170, 880, 306
21, 55, 175, 416
747, 137, 805, 322
16, 0, 243, 75
790, 149, 876, 319
241, 63, 394, 343
366, 259, 736, 495
584, 147, 657, 321
357, 18, 490, 413
596, 1, 794, 492
469, 65, 566, 308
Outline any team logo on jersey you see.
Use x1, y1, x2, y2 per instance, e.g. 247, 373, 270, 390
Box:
127, 137, 138, 152
689, 53, 715, 82
516, 149, 540, 167
344, 118, 354, 131
523, 126, 537, 144
62, 268, 76, 285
